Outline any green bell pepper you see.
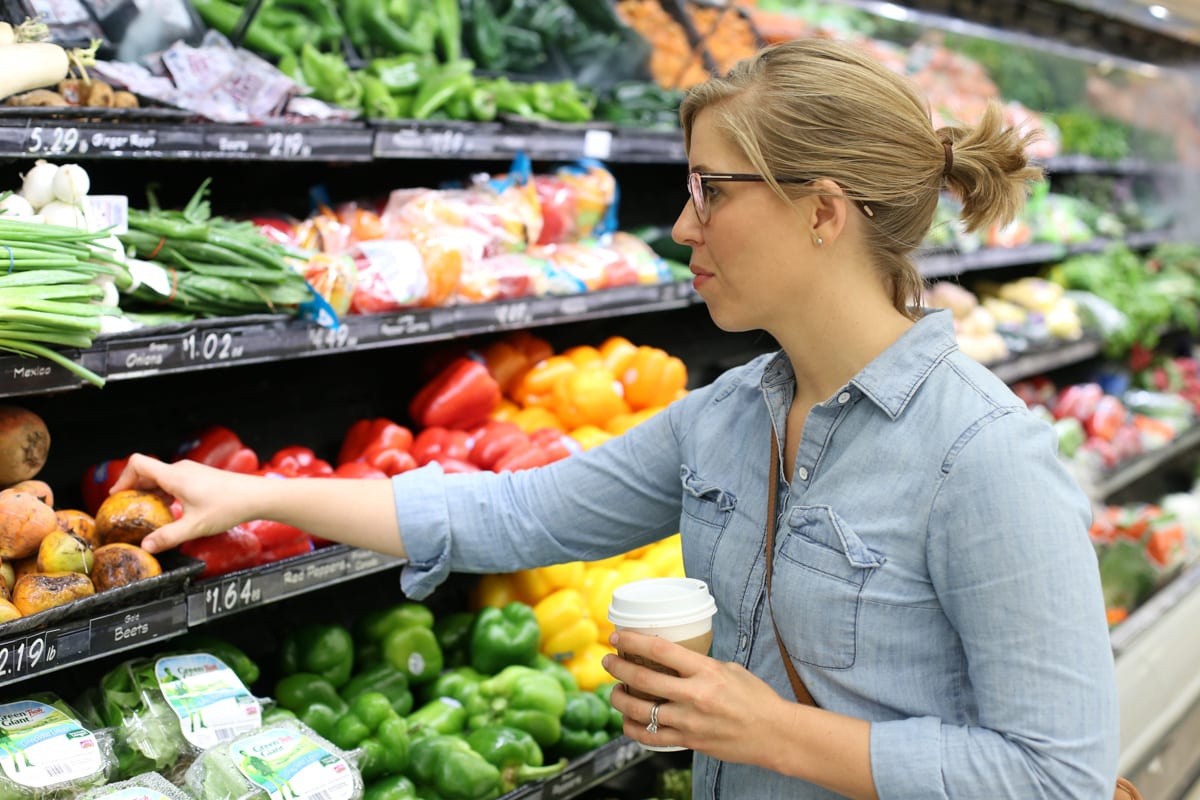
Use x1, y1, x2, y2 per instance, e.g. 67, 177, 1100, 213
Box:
467, 665, 566, 748
423, 665, 484, 708
465, 725, 567, 792
408, 735, 502, 800
280, 622, 355, 687
359, 601, 435, 643
274, 672, 349, 739
469, 601, 540, 675
384, 625, 444, 685
342, 662, 414, 716
365, 774, 420, 800
557, 690, 612, 756
593, 681, 625, 735
330, 692, 410, 779
435, 611, 476, 669
533, 654, 578, 693
407, 697, 468, 738
261, 706, 297, 725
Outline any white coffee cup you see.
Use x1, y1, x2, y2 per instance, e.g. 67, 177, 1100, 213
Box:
608, 577, 717, 752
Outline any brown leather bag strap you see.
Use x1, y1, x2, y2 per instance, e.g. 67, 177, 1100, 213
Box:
1113, 777, 1143, 800
766, 429, 816, 707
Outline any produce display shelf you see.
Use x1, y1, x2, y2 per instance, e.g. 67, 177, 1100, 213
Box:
0, 281, 701, 398
503, 736, 651, 800
1088, 423, 1200, 501
917, 230, 1171, 278
987, 334, 1105, 384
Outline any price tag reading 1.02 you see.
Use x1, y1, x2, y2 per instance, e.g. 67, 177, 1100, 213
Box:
0, 633, 56, 679
205, 576, 263, 618
182, 330, 244, 363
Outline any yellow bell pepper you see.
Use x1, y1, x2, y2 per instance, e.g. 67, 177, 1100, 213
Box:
562, 344, 605, 368
509, 406, 566, 433
599, 336, 638, 377
615, 558, 656, 586
538, 561, 586, 590
605, 407, 662, 436
470, 573, 522, 610
489, 398, 521, 422
643, 537, 686, 577
512, 568, 555, 605
553, 365, 631, 430
620, 346, 688, 410
583, 565, 624, 638
569, 425, 614, 451
512, 355, 577, 409
565, 640, 617, 691
535, 589, 599, 660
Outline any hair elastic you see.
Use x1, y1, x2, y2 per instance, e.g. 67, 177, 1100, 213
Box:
943, 141, 954, 177
3, 245, 12, 274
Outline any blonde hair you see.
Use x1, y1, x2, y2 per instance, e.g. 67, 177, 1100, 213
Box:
680, 38, 1044, 319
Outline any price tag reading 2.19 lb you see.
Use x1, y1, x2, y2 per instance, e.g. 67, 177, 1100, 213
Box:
0, 633, 56, 679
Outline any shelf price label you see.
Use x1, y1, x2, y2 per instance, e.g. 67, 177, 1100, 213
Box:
26, 126, 80, 155
90, 598, 187, 656
0, 632, 57, 680
182, 330, 244, 364
205, 575, 263, 618
306, 325, 357, 351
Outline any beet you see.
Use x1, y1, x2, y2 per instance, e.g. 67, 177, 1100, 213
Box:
0, 406, 49, 486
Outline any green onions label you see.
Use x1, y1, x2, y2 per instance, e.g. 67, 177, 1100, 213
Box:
230, 728, 354, 800
155, 654, 261, 749
0, 701, 102, 788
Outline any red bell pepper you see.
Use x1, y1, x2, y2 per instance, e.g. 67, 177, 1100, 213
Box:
367, 448, 419, 476
528, 427, 582, 462
469, 420, 532, 470
409, 356, 502, 430
255, 537, 316, 565
338, 418, 413, 465
240, 519, 314, 567
411, 426, 473, 466
267, 446, 334, 477
175, 426, 252, 469
181, 526, 263, 579
333, 461, 389, 479
1085, 396, 1127, 441
80, 456, 131, 515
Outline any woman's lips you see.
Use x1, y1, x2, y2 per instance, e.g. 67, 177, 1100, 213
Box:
691, 264, 712, 290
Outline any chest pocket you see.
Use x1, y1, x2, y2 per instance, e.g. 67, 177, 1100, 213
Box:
679, 466, 736, 583
771, 505, 883, 670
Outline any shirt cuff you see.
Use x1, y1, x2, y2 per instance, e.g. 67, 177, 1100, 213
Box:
392, 462, 451, 600
870, 716, 944, 800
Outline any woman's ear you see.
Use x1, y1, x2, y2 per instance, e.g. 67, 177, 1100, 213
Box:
808, 178, 849, 246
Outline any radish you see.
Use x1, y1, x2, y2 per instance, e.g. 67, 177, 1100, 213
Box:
0, 40, 98, 101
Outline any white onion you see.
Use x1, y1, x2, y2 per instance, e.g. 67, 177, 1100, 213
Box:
51, 164, 90, 204
91, 275, 119, 307
39, 200, 88, 229
0, 193, 35, 217
19, 160, 59, 211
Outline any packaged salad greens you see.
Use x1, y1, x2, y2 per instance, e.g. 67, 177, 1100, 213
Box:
78, 771, 195, 799
0, 693, 117, 799
183, 719, 363, 800
97, 653, 263, 780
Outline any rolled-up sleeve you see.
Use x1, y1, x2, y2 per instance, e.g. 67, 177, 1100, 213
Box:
871, 411, 1119, 799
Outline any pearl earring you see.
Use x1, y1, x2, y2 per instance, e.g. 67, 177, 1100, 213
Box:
815, 236, 823, 247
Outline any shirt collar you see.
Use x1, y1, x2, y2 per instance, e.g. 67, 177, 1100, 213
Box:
761, 309, 959, 419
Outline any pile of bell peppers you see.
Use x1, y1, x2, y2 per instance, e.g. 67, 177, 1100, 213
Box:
269, 600, 626, 798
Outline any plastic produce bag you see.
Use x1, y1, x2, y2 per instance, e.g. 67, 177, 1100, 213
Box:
0, 694, 117, 800
97, 654, 263, 781
78, 771, 194, 799
183, 719, 362, 800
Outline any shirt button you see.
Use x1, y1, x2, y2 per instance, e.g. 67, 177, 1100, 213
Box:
739, 633, 749, 651
798, 467, 809, 480
838, 392, 851, 404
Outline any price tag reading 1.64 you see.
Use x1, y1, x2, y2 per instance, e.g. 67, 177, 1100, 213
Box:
205, 576, 263, 617
0, 633, 56, 678
182, 331, 244, 363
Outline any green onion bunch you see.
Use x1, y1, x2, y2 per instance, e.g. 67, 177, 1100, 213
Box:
119, 180, 314, 318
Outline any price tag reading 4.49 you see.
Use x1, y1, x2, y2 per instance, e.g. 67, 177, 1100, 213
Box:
205, 576, 263, 618
0, 632, 56, 678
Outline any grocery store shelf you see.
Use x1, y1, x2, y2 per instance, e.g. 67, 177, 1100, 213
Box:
0, 281, 701, 398
1091, 424, 1200, 500
987, 335, 1105, 383
506, 736, 651, 800
918, 230, 1172, 278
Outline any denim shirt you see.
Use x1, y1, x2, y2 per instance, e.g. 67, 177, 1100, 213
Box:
394, 309, 1119, 799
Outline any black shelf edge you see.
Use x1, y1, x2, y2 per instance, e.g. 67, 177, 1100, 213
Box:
0, 282, 700, 398
503, 736, 651, 800
1091, 424, 1200, 500
918, 230, 1173, 279
988, 335, 1105, 383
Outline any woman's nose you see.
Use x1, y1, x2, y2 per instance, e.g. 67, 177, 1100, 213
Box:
672, 201, 701, 248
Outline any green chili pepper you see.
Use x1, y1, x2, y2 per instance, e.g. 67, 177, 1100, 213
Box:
369, 55, 430, 94
361, 72, 401, 118
189, 0, 295, 59
466, 725, 567, 792
342, 662, 415, 716
408, 735, 502, 800
407, 697, 468, 738
434, 0, 461, 62
467, 665, 566, 748
410, 59, 476, 120
469, 601, 540, 675
280, 621, 355, 687
467, 86, 497, 122
365, 3, 436, 55
466, 0, 504, 70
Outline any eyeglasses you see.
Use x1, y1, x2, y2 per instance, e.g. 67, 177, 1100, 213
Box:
686, 171, 874, 224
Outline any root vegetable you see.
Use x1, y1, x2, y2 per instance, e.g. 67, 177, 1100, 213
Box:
0, 406, 50, 485
4, 89, 66, 107
95, 489, 174, 546
91, 543, 161, 591
113, 90, 138, 108
11, 570, 94, 615
57, 78, 85, 104
0, 489, 59, 559
56, 509, 99, 548
83, 79, 112, 108
0, 40, 98, 101
5, 479, 52, 506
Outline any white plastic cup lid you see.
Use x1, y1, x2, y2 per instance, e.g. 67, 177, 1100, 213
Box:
608, 577, 717, 628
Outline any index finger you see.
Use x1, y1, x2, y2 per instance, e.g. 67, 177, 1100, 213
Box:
109, 453, 170, 495
610, 630, 712, 678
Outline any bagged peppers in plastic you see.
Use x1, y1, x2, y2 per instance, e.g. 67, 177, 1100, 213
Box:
0, 694, 117, 799
98, 654, 263, 780
78, 771, 194, 799
183, 718, 363, 800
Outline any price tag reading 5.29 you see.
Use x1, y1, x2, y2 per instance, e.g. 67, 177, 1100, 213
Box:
26, 126, 80, 155
0, 633, 56, 678
205, 576, 263, 617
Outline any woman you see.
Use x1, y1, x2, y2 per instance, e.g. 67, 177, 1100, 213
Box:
116, 38, 1118, 799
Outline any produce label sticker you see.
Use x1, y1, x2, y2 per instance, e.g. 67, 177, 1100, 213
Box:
155, 654, 262, 749
91, 789, 174, 799
230, 727, 355, 800
0, 700, 102, 788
